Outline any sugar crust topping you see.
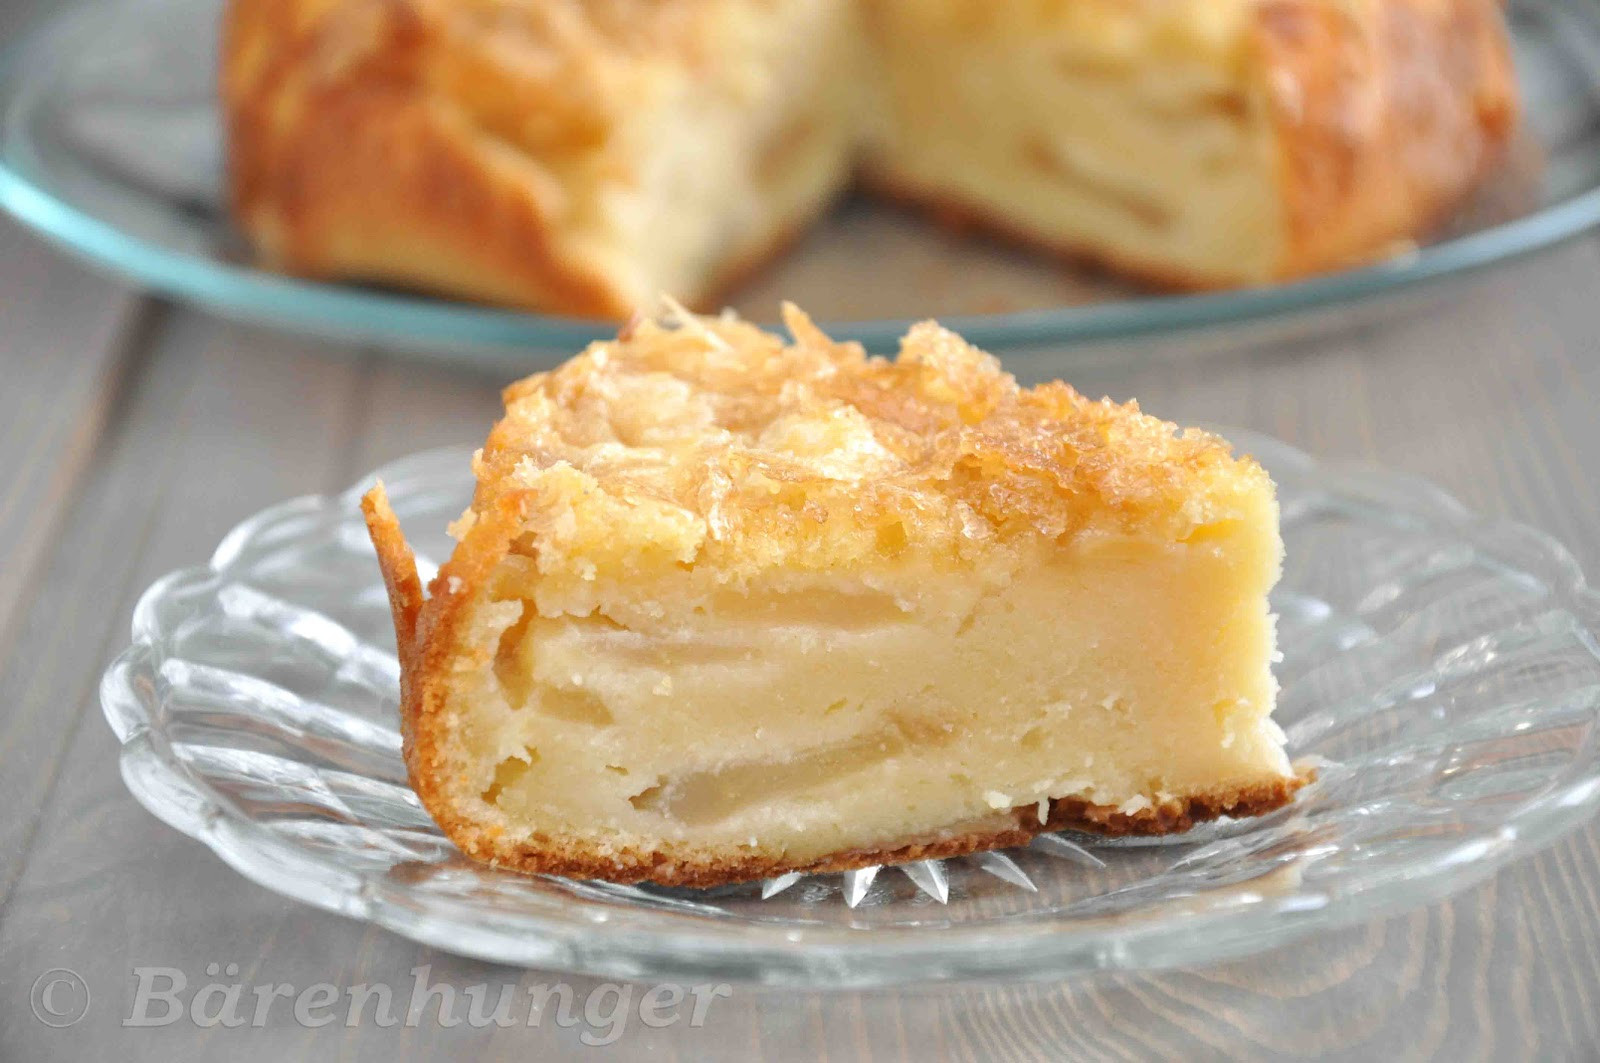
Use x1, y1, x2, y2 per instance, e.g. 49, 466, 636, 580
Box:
460, 304, 1273, 586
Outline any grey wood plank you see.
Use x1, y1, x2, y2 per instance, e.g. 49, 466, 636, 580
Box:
0, 0, 61, 38
0, 308, 363, 919
0, 220, 143, 904
343, 356, 503, 482
6, 239, 1600, 1060
0, 222, 141, 648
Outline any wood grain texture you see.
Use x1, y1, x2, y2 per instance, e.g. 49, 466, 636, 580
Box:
0, 0, 58, 37
0, 226, 140, 635
0, 224, 140, 908
1, 225, 1600, 1059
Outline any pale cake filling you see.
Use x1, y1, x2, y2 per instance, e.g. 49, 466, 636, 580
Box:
448, 525, 1288, 867
859, 0, 1285, 285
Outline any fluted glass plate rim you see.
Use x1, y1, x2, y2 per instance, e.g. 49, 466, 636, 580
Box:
99, 434, 1600, 986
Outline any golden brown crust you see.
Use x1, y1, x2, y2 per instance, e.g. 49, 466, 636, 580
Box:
1254, 0, 1517, 276
223, 0, 635, 317
226, 0, 1519, 316
360, 483, 423, 660
459, 305, 1275, 595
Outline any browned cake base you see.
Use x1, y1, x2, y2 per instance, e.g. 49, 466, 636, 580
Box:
449, 779, 1308, 888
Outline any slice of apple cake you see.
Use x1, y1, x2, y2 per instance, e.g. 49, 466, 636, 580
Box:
364, 304, 1303, 885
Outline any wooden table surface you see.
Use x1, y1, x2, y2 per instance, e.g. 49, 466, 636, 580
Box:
3, 183, 1600, 1058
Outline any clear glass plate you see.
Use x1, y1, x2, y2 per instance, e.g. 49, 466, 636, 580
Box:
5, 0, 1600, 367
100, 431, 1600, 987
